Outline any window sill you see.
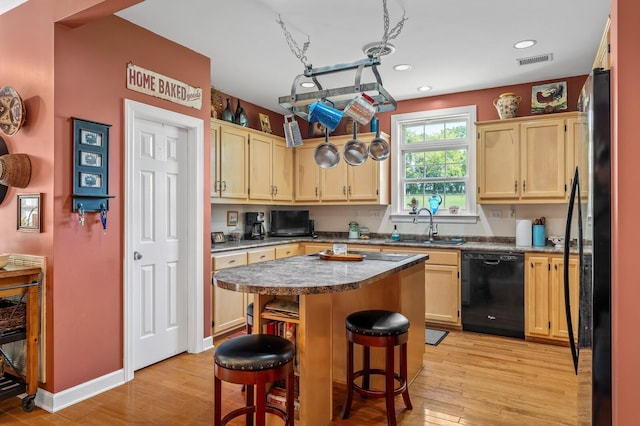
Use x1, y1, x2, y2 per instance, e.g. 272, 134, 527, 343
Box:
390, 213, 479, 224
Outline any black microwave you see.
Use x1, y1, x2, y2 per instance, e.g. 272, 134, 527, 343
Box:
270, 210, 310, 237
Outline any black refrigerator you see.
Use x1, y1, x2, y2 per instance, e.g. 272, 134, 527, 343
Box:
564, 68, 611, 425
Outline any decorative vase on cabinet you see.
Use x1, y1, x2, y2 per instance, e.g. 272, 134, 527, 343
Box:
222, 98, 235, 123
493, 93, 522, 119
234, 100, 249, 127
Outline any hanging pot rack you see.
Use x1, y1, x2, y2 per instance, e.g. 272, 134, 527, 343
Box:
278, 56, 397, 121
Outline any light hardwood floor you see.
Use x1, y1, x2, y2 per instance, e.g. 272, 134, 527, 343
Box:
0, 330, 578, 425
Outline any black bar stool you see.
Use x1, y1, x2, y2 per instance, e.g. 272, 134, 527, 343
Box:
341, 309, 412, 426
214, 334, 295, 426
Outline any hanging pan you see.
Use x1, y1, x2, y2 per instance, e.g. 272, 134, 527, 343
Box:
343, 123, 369, 166
368, 124, 390, 161
314, 128, 340, 169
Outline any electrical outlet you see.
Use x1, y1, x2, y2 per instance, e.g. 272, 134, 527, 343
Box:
369, 210, 380, 218
509, 208, 516, 219
490, 210, 502, 219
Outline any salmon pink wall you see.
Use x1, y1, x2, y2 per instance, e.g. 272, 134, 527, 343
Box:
610, 1, 640, 423
51, 15, 211, 392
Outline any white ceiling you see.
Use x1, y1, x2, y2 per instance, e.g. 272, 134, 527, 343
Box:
61, 1, 618, 114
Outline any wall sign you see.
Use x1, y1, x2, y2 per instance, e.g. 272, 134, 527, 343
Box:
126, 63, 203, 110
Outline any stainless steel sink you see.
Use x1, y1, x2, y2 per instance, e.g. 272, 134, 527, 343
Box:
422, 240, 465, 246
385, 239, 465, 246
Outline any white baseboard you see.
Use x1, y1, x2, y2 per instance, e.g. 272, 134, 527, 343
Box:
202, 335, 214, 351
36, 369, 127, 413
34, 337, 213, 412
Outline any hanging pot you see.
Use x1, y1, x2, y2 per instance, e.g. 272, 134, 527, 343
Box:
314, 128, 340, 169
368, 123, 389, 161
343, 123, 369, 166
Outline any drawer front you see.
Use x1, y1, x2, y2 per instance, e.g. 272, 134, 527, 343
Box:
247, 248, 276, 264
212, 252, 247, 270
275, 243, 300, 259
426, 250, 459, 265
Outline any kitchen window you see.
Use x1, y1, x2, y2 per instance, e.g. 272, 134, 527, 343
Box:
390, 105, 477, 222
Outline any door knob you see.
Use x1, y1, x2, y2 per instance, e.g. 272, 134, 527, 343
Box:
134, 251, 143, 260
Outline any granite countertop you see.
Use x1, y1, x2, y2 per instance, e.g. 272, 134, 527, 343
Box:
211, 235, 582, 255
213, 252, 428, 296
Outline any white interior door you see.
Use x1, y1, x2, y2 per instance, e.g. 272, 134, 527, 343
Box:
132, 117, 188, 370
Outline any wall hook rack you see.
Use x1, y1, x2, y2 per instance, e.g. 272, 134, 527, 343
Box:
71, 118, 114, 213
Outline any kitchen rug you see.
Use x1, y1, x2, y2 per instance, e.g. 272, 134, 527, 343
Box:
425, 328, 449, 346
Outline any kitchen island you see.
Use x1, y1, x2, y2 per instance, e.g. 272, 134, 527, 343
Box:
213, 251, 428, 425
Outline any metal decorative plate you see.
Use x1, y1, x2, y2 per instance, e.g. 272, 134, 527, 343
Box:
0, 86, 26, 136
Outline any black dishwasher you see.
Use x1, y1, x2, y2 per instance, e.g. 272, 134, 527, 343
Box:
461, 252, 524, 338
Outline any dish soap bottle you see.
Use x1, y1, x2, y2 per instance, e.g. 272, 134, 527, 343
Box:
391, 225, 400, 241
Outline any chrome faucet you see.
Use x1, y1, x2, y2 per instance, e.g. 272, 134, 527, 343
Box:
415, 207, 438, 241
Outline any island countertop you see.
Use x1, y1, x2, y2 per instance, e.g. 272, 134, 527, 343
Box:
213, 252, 429, 295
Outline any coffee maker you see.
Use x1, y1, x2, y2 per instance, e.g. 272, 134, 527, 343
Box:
245, 212, 265, 240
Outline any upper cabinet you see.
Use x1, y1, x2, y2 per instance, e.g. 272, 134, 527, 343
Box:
210, 120, 249, 200
211, 120, 390, 205
593, 16, 610, 71
249, 133, 294, 202
211, 119, 293, 204
294, 132, 390, 205
476, 112, 579, 204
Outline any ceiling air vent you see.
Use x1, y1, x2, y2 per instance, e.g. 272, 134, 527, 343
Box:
516, 53, 553, 66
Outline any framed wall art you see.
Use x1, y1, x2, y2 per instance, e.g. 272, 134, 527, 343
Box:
531, 81, 567, 114
72, 118, 114, 213
227, 210, 238, 226
17, 193, 41, 232
259, 113, 272, 134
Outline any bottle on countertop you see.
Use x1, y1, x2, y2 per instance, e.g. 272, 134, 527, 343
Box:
391, 225, 400, 241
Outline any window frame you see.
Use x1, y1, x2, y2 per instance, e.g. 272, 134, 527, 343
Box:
390, 105, 478, 223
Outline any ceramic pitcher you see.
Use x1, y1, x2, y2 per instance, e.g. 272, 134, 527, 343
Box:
493, 93, 522, 119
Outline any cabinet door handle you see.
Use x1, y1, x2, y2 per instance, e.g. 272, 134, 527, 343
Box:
348, 186, 352, 196
488, 315, 496, 320
315, 187, 318, 196
523, 180, 526, 192
343, 186, 346, 195
514, 180, 518, 192
274, 186, 278, 196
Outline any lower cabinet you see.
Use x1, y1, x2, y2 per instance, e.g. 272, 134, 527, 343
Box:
212, 251, 248, 336
525, 253, 579, 343
381, 247, 461, 327
212, 244, 299, 337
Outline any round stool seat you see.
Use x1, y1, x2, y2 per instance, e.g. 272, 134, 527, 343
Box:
345, 309, 410, 336
214, 334, 294, 371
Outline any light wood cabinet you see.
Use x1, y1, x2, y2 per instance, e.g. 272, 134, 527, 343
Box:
212, 246, 279, 336
294, 132, 390, 204
212, 251, 248, 336
218, 122, 249, 200
525, 253, 579, 343
593, 16, 610, 71
211, 119, 291, 204
381, 247, 461, 327
275, 243, 300, 259
249, 133, 294, 202
477, 112, 579, 204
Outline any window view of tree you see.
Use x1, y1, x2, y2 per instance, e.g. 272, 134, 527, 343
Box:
400, 117, 471, 212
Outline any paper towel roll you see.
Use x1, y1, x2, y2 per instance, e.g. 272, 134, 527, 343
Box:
516, 220, 532, 246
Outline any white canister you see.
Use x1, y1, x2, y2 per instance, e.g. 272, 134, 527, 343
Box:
515, 219, 533, 246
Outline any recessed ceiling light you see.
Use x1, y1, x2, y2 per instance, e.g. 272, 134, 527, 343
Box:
514, 39, 536, 49
393, 64, 412, 71
300, 82, 315, 88
417, 86, 432, 92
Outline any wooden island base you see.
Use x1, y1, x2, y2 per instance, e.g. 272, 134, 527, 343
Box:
252, 262, 425, 426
